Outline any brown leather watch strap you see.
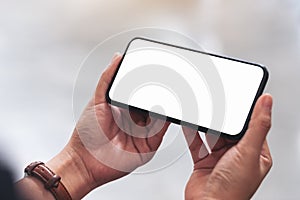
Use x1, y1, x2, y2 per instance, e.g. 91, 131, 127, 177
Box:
25, 161, 72, 200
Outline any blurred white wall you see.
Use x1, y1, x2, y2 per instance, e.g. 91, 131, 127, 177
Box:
0, 0, 300, 199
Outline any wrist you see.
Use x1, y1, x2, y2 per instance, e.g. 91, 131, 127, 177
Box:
46, 145, 93, 199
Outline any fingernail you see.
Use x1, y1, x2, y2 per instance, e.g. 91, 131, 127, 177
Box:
111, 52, 120, 61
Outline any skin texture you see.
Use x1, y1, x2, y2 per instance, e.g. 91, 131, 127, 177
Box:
16, 53, 273, 200
17, 53, 170, 200
50, 53, 170, 199
183, 94, 273, 200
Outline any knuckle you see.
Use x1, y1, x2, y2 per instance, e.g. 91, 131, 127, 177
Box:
265, 155, 273, 169
268, 157, 273, 169
261, 154, 273, 172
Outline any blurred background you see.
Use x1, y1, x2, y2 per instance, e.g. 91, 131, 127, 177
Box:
0, 0, 300, 199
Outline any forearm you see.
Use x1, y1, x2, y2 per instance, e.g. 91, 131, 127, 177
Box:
16, 176, 55, 200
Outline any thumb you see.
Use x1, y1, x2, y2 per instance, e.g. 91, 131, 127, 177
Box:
238, 94, 273, 152
95, 53, 122, 104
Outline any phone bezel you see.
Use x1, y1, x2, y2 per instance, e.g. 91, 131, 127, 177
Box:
105, 37, 269, 140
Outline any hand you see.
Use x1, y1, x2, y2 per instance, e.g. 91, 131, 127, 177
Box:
183, 94, 273, 200
47, 53, 170, 199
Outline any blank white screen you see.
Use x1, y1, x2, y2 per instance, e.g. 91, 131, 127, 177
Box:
109, 38, 265, 136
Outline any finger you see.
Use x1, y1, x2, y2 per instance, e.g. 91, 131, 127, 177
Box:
182, 126, 209, 163
238, 94, 273, 152
147, 120, 170, 150
129, 108, 149, 126
206, 133, 224, 152
95, 53, 122, 104
206, 133, 238, 152
260, 140, 273, 175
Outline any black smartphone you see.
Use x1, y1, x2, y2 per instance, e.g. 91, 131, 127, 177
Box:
106, 37, 268, 140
